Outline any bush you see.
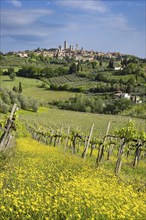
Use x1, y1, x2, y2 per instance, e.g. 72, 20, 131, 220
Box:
30, 100, 39, 112
0, 88, 39, 113
57, 95, 105, 113
9, 72, 16, 81
104, 98, 133, 114
50, 84, 59, 90
0, 101, 10, 113
2, 92, 11, 105
41, 82, 46, 88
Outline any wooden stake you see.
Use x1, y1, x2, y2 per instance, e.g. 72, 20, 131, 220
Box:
81, 124, 94, 159
0, 103, 17, 151
96, 121, 111, 165
64, 126, 70, 153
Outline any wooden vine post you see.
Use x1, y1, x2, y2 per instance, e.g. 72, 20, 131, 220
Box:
115, 138, 126, 175
81, 123, 94, 159
89, 137, 96, 157
132, 141, 144, 167
0, 103, 17, 151
107, 139, 114, 160
96, 121, 111, 165
50, 130, 54, 145
72, 133, 82, 154
64, 126, 70, 153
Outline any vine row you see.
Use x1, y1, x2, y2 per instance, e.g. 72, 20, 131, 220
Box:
23, 119, 146, 175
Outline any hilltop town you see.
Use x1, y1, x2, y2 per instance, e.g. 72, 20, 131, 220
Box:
4, 41, 130, 62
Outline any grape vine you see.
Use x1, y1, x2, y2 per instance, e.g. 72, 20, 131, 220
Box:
22, 119, 146, 175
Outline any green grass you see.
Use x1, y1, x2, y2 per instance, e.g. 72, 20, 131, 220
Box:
19, 107, 146, 137
23, 88, 78, 102
0, 75, 42, 89
0, 76, 78, 102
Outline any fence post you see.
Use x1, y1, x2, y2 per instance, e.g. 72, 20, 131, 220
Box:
64, 126, 70, 153
81, 124, 94, 159
96, 121, 111, 165
0, 103, 17, 151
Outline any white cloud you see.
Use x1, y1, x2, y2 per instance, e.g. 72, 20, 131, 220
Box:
1, 8, 68, 43
61, 11, 134, 33
1, 9, 53, 26
56, 0, 108, 13
10, 0, 22, 7
96, 13, 135, 32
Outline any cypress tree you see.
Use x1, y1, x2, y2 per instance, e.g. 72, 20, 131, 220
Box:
19, 82, 22, 93
108, 59, 114, 69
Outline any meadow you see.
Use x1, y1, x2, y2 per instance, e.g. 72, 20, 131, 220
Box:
0, 137, 146, 220
1, 75, 42, 89
0, 76, 78, 102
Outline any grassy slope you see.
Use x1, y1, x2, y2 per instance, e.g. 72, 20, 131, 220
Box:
0, 137, 145, 220
23, 88, 77, 102
19, 107, 146, 136
1, 74, 146, 135
0, 76, 78, 102
1, 75, 42, 89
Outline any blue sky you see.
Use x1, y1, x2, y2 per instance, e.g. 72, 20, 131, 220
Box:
1, 0, 146, 58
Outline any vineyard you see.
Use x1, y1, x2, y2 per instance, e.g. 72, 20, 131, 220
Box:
0, 106, 146, 219
42, 74, 89, 85
18, 108, 146, 175
19, 108, 146, 136
22, 116, 146, 175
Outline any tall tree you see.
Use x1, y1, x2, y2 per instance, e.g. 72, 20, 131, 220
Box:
108, 59, 114, 69
69, 63, 77, 74
121, 57, 128, 68
76, 62, 80, 72
99, 60, 103, 66
19, 82, 22, 93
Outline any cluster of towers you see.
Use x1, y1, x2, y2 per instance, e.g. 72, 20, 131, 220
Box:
58, 41, 81, 52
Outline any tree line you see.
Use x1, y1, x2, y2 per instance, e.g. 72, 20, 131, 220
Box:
52, 94, 133, 115
0, 87, 39, 114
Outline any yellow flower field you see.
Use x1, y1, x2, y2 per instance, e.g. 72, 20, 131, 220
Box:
0, 138, 146, 220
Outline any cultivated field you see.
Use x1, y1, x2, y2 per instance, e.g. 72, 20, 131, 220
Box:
47, 74, 89, 85
19, 107, 146, 137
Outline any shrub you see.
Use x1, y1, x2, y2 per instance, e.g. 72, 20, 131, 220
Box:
0, 101, 10, 113
30, 100, 39, 112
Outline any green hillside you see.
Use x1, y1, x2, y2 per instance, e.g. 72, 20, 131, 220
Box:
0, 75, 78, 103
19, 107, 146, 136
1, 75, 42, 89
0, 54, 146, 117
